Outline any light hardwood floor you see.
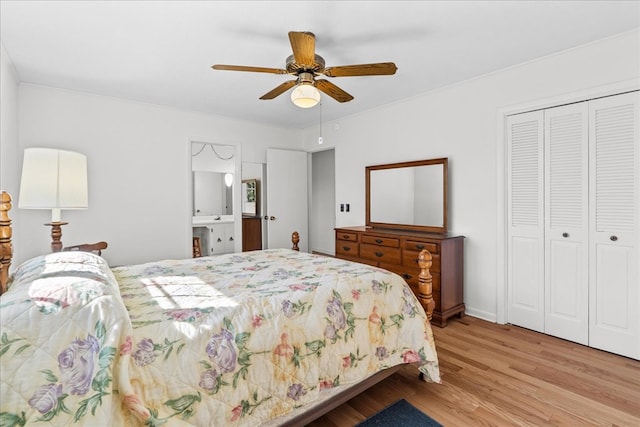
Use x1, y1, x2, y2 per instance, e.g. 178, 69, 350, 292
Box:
306, 316, 640, 426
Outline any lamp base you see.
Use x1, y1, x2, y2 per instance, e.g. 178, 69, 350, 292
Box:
44, 222, 68, 253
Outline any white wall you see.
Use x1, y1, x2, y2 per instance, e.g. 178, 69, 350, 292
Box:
0, 43, 20, 216
302, 29, 640, 322
16, 84, 303, 266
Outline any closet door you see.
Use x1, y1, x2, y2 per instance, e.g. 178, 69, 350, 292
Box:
588, 92, 639, 360
544, 103, 589, 344
507, 111, 545, 332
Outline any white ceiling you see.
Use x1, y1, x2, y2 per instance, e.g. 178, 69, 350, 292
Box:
1, 1, 638, 129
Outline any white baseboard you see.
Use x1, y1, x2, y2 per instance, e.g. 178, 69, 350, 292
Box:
463, 307, 498, 324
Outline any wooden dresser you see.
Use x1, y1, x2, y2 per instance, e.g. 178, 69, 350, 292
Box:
335, 226, 464, 327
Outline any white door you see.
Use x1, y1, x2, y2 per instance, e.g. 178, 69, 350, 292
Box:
588, 92, 639, 359
544, 103, 589, 344
507, 111, 545, 332
266, 148, 308, 252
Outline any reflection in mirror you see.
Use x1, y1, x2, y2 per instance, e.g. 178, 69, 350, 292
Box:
370, 165, 443, 226
241, 179, 259, 216
193, 171, 233, 216
366, 158, 448, 233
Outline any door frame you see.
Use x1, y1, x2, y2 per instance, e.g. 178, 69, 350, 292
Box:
187, 136, 243, 255
310, 148, 336, 256
496, 79, 639, 324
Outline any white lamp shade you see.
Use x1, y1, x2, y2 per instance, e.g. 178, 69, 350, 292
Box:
19, 148, 88, 213
290, 84, 321, 108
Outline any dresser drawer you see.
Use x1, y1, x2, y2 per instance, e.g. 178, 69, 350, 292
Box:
336, 240, 359, 257
402, 251, 441, 274
404, 240, 438, 254
360, 244, 401, 264
361, 235, 399, 248
336, 231, 358, 242
398, 266, 440, 295
398, 270, 440, 292
381, 262, 405, 278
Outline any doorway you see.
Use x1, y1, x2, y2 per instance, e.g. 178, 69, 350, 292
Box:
310, 149, 335, 256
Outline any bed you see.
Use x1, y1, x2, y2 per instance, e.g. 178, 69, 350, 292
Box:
0, 191, 440, 426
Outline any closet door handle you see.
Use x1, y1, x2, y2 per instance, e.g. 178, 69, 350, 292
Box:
610, 235, 618, 241
562, 232, 569, 238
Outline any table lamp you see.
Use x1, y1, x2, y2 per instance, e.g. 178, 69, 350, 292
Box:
18, 148, 88, 252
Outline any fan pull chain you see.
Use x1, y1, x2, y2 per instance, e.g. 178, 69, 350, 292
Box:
318, 102, 323, 144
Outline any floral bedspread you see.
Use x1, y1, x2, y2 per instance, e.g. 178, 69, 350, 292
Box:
0, 249, 440, 426
0, 251, 135, 426
113, 249, 440, 426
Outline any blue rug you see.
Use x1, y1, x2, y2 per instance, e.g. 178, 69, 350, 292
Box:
356, 399, 442, 427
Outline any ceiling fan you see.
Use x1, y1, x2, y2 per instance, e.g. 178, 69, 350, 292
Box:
211, 31, 397, 107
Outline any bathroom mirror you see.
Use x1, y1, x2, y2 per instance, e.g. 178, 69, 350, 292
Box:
241, 179, 259, 216
193, 171, 233, 216
366, 158, 448, 233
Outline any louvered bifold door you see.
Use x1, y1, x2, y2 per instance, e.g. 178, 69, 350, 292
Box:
507, 111, 545, 332
588, 91, 639, 360
544, 103, 589, 345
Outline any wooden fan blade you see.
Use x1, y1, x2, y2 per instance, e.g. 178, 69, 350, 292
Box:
323, 62, 397, 77
288, 31, 316, 67
315, 80, 354, 103
259, 80, 297, 100
212, 64, 288, 74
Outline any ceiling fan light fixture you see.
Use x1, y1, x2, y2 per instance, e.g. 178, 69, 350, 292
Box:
290, 83, 321, 108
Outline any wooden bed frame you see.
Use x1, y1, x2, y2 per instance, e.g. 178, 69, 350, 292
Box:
0, 190, 435, 426
0, 191, 11, 295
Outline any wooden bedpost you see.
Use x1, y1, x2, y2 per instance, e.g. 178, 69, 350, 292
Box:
291, 231, 299, 251
417, 249, 435, 321
0, 191, 13, 295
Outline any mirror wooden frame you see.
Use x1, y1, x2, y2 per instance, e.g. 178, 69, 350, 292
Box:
366, 158, 448, 233
241, 179, 259, 216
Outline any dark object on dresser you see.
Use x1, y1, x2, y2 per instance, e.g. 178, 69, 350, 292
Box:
335, 226, 464, 327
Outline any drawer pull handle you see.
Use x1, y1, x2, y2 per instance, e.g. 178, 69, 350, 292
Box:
403, 274, 412, 280
342, 235, 350, 239
375, 251, 384, 257
610, 235, 618, 241
342, 246, 351, 251
375, 239, 383, 244
416, 244, 425, 250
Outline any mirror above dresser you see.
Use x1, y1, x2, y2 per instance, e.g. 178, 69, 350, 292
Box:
366, 158, 448, 233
